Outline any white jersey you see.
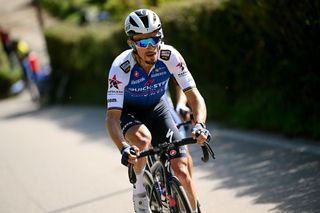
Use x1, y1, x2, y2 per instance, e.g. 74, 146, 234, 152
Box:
107, 44, 196, 110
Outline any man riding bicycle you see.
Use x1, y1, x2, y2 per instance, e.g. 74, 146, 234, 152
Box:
105, 9, 211, 213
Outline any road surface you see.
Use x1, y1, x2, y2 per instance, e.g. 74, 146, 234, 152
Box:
1, 93, 320, 213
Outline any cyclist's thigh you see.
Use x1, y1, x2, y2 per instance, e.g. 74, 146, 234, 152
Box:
125, 124, 152, 147
150, 100, 187, 159
120, 111, 151, 147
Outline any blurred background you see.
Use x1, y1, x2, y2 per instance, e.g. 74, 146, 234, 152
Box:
1, 0, 319, 140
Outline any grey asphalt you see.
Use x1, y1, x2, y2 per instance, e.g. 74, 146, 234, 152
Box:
1, 92, 320, 213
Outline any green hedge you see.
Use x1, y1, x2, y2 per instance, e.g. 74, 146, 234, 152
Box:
45, 22, 127, 104
40, 0, 184, 22
158, 0, 319, 138
44, 0, 320, 139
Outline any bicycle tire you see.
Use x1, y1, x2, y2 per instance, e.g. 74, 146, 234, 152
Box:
169, 177, 192, 213
197, 199, 202, 213
146, 154, 157, 172
144, 170, 162, 213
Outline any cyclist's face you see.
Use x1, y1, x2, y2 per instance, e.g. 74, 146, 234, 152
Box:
132, 31, 160, 65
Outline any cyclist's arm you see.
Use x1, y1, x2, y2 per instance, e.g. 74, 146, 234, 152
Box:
175, 82, 188, 106
105, 57, 130, 152
165, 46, 209, 143
185, 88, 210, 143
105, 109, 127, 152
166, 47, 205, 123
185, 88, 207, 125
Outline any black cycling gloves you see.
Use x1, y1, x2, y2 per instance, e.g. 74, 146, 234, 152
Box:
192, 123, 212, 142
121, 144, 135, 167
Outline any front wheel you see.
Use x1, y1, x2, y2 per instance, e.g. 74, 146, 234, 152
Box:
197, 199, 202, 213
168, 177, 192, 213
144, 170, 162, 213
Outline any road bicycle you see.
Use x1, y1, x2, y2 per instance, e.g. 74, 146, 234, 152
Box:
128, 137, 215, 213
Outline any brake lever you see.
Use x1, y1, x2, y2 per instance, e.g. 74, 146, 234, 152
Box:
128, 148, 137, 184
204, 142, 215, 159
200, 141, 215, 162
128, 164, 136, 184
200, 145, 209, 162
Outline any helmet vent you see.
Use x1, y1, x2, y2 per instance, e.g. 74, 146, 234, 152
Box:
129, 17, 138, 27
140, 16, 149, 28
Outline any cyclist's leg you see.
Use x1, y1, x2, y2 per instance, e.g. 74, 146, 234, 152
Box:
170, 155, 197, 211
125, 124, 151, 174
121, 112, 152, 213
149, 101, 198, 211
185, 145, 193, 178
121, 112, 152, 175
163, 94, 194, 178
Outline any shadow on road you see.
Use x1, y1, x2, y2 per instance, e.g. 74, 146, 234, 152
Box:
191, 135, 320, 213
2, 105, 108, 145
3, 104, 320, 212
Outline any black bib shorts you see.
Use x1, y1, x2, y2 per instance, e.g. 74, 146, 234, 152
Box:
120, 98, 187, 160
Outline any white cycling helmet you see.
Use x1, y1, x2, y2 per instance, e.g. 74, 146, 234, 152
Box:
124, 9, 163, 37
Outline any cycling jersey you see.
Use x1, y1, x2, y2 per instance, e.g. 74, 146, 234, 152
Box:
107, 44, 196, 110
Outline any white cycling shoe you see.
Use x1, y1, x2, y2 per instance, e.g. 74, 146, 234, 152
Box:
133, 192, 152, 213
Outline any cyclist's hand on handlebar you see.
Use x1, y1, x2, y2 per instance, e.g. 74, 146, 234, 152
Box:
121, 145, 140, 167
192, 123, 212, 144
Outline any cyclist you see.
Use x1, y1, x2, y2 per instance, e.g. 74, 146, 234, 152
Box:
105, 9, 211, 213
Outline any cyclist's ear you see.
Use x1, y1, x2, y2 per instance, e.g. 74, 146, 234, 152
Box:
127, 39, 135, 48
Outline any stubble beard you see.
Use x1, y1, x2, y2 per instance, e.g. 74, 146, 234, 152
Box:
145, 54, 157, 65
146, 60, 156, 65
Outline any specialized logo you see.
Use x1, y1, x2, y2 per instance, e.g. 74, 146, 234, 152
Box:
160, 50, 171, 61
166, 129, 174, 143
109, 74, 122, 89
120, 60, 130, 73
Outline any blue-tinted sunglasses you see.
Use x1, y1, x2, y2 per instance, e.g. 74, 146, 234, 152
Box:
134, 36, 161, 48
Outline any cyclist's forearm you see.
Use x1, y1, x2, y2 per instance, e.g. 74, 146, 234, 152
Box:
105, 111, 128, 152
191, 99, 207, 125
185, 89, 207, 125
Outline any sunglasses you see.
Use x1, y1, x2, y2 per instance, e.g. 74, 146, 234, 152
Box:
133, 36, 161, 48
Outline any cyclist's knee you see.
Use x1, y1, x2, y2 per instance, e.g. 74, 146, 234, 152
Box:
125, 125, 152, 150
135, 130, 152, 149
